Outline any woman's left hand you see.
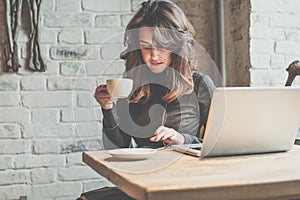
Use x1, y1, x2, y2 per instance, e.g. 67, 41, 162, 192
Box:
149, 126, 185, 144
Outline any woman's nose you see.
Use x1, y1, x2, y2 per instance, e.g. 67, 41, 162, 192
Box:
151, 48, 159, 60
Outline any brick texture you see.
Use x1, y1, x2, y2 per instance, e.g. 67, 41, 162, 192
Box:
0, 0, 300, 200
250, 0, 300, 87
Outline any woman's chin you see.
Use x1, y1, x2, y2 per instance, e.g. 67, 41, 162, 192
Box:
148, 66, 168, 74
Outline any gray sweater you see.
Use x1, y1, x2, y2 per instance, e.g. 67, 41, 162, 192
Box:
101, 72, 215, 149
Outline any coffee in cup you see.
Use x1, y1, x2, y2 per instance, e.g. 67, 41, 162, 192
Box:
106, 78, 133, 98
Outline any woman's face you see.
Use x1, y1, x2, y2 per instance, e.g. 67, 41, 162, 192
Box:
139, 26, 172, 74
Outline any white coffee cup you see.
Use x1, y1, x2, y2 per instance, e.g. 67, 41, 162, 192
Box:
106, 78, 133, 98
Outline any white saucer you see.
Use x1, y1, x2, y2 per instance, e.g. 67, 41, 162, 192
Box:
108, 148, 157, 160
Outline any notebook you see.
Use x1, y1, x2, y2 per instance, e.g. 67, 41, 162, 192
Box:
172, 87, 300, 158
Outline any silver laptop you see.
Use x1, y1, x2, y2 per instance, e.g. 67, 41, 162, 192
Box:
172, 87, 300, 158
171, 143, 202, 157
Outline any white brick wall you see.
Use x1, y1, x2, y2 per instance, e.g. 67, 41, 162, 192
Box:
0, 124, 21, 138
58, 30, 83, 44
56, 0, 81, 12
33, 140, 61, 154
0, 156, 14, 170
0, 0, 133, 198
0, 140, 31, 154
31, 168, 57, 184
31, 182, 82, 199
0, 92, 19, 106
58, 166, 100, 181
82, 0, 131, 12
1, 0, 299, 199
0, 185, 32, 200
60, 62, 86, 77
250, 0, 300, 87
0, 170, 30, 186
0, 107, 31, 124
0, 75, 19, 90
21, 77, 47, 91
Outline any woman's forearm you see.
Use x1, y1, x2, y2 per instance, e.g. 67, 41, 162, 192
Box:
102, 108, 131, 148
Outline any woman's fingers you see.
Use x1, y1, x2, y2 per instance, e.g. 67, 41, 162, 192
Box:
150, 126, 183, 144
150, 126, 165, 141
94, 84, 114, 109
95, 84, 108, 95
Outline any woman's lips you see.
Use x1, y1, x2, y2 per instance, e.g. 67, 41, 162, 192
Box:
150, 61, 163, 66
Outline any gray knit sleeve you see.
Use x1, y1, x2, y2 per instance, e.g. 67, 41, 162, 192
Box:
101, 105, 131, 149
193, 72, 216, 137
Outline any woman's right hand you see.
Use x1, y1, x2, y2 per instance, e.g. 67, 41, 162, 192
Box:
94, 84, 115, 110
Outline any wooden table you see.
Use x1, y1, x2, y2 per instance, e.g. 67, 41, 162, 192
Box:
83, 146, 300, 200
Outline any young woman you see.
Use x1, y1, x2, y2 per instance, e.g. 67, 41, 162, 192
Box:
79, 0, 216, 199
94, 0, 215, 150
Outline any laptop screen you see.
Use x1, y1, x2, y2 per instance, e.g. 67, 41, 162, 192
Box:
201, 87, 300, 158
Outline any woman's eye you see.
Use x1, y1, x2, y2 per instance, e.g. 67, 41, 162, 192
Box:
141, 46, 152, 50
155, 44, 164, 49
156, 45, 171, 52
157, 47, 169, 52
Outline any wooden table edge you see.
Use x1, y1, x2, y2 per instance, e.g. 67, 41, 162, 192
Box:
82, 148, 300, 200
83, 151, 148, 200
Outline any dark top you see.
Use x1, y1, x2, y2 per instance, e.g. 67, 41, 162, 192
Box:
101, 72, 215, 149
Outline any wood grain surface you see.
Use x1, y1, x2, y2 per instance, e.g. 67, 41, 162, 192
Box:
83, 146, 300, 200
